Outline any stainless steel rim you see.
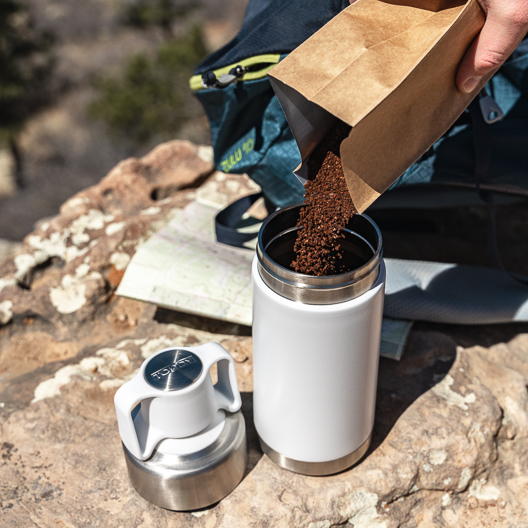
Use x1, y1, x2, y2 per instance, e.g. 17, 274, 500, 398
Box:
123, 411, 247, 511
258, 433, 371, 476
256, 204, 382, 305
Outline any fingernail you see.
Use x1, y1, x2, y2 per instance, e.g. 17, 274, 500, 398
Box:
463, 76, 481, 93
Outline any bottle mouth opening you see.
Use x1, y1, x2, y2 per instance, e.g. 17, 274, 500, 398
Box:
265, 226, 375, 276
256, 204, 382, 304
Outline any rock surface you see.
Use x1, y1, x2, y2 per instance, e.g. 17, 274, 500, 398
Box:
0, 240, 21, 264
2, 140, 528, 527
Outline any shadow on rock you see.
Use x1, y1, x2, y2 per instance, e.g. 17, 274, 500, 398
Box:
155, 308, 252, 337
370, 327, 458, 453
370, 319, 528, 454
240, 391, 263, 476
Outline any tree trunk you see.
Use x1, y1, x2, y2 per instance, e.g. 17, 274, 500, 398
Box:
8, 134, 24, 189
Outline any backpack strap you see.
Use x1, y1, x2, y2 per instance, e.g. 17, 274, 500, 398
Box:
215, 192, 275, 248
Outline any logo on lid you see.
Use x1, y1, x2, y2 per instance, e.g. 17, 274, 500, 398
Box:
150, 355, 197, 380
144, 349, 203, 391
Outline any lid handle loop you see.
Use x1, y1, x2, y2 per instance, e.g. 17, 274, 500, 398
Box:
114, 343, 242, 461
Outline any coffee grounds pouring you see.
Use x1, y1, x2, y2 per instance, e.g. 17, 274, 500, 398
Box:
291, 121, 356, 276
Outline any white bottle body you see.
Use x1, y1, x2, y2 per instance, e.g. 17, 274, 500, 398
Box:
252, 257, 385, 463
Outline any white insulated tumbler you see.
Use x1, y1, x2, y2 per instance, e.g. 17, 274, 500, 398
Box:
252, 204, 385, 475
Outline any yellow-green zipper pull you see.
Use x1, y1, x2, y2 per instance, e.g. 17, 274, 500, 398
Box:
190, 54, 281, 92
201, 65, 246, 89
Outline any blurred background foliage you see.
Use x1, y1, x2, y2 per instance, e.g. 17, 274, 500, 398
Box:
121, 0, 196, 38
0, 0, 247, 244
0, 0, 55, 187
89, 25, 207, 144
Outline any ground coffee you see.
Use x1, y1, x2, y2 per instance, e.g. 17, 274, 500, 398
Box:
291, 122, 356, 276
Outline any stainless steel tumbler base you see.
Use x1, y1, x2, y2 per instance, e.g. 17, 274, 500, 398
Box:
258, 433, 371, 476
123, 411, 247, 511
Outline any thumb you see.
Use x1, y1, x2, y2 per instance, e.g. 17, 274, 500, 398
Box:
456, 11, 526, 93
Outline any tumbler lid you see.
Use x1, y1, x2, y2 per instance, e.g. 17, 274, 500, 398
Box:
115, 344, 248, 511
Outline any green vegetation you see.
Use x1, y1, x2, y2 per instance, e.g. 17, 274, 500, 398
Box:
0, 0, 54, 186
89, 27, 206, 143
121, 0, 196, 38
89, 1, 207, 145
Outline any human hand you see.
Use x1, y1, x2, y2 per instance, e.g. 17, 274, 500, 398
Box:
457, 0, 528, 93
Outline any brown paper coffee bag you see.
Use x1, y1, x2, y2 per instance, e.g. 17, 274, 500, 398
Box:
268, 0, 487, 213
